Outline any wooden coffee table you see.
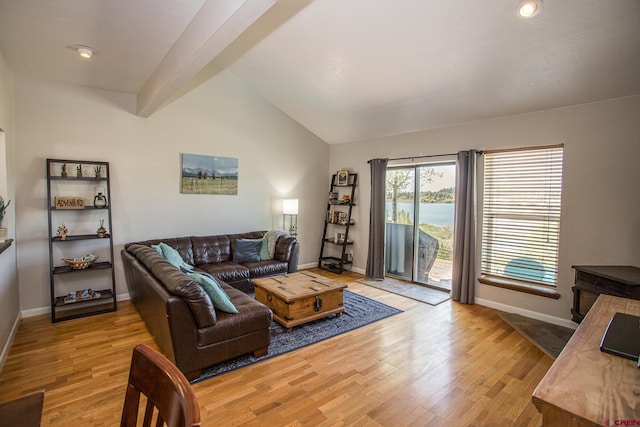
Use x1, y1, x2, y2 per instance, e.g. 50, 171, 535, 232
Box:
253, 271, 347, 332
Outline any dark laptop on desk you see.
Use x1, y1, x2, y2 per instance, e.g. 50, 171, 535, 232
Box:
600, 312, 640, 367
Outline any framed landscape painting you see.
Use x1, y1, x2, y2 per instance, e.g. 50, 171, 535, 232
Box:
181, 153, 238, 195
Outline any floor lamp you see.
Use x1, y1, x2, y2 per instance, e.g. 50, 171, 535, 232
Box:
283, 199, 298, 236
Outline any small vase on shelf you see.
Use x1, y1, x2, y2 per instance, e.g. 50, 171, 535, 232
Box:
56, 223, 68, 240
97, 220, 107, 238
94, 187, 107, 208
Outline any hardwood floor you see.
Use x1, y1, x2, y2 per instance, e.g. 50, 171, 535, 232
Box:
0, 269, 551, 426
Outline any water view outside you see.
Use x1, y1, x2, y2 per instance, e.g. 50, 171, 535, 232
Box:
385, 164, 455, 290
386, 202, 454, 226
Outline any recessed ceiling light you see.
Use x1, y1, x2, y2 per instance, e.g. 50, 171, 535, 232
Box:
517, 0, 542, 18
75, 45, 95, 59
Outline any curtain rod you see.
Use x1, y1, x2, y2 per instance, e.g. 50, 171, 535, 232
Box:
367, 153, 457, 163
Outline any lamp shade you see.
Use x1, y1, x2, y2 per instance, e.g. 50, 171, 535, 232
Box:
283, 199, 299, 215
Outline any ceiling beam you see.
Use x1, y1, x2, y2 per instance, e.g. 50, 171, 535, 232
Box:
136, 0, 277, 117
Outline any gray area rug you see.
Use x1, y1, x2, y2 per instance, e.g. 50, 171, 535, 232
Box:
497, 311, 575, 359
356, 277, 450, 306
192, 290, 402, 384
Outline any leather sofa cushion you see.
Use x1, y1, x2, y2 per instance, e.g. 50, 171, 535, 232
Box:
126, 237, 195, 266
189, 232, 267, 265
197, 284, 272, 346
127, 244, 216, 328
196, 262, 250, 284
242, 259, 288, 277
228, 231, 266, 253
191, 235, 231, 264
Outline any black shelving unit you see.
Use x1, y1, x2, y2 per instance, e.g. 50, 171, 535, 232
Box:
318, 172, 357, 274
46, 158, 117, 322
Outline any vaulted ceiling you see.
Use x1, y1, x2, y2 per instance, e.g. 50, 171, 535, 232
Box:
1, 0, 639, 144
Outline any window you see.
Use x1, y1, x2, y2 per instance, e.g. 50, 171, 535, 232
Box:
481, 146, 563, 287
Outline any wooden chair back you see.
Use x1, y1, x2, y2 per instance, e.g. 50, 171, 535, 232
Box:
121, 344, 201, 427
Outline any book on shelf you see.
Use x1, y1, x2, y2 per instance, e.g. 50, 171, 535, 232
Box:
63, 288, 101, 304
327, 210, 354, 225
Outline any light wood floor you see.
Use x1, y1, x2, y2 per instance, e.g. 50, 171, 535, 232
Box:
0, 269, 552, 426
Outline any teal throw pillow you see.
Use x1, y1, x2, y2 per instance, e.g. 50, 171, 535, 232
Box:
259, 237, 271, 260
233, 239, 262, 263
158, 242, 193, 271
150, 244, 163, 255
188, 272, 238, 314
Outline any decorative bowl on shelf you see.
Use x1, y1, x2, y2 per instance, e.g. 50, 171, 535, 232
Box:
61, 254, 98, 270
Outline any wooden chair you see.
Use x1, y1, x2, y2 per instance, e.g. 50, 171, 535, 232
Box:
121, 344, 201, 427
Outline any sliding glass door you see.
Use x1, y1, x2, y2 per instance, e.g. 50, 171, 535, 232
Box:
385, 163, 455, 290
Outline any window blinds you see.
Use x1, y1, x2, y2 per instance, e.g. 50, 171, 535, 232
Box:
481, 146, 564, 286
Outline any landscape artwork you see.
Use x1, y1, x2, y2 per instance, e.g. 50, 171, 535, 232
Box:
181, 153, 238, 195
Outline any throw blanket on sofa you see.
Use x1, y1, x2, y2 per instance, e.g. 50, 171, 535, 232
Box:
264, 230, 289, 259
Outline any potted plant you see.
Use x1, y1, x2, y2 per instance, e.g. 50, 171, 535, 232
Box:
97, 219, 107, 238
0, 196, 10, 242
0, 195, 10, 229
76, 165, 82, 178
61, 163, 67, 178
94, 165, 102, 179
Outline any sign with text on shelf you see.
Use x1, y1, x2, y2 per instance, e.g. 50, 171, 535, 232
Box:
55, 197, 85, 209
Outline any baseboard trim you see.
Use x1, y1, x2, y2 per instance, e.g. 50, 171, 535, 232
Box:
298, 262, 318, 270
21, 306, 49, 318
0, 312, 22, 373
299, 263, 365, 275
21, 293, 131, 318
475, 297, 577, 329
117, 293, 131, 302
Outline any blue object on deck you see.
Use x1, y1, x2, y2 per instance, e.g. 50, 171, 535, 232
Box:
504, 257, 548, 283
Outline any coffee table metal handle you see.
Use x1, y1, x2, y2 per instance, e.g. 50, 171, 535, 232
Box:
314, 296, 323, 312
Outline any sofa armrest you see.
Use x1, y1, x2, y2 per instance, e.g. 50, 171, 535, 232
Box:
125, 244, 216, 328
274, 236, 300, 273
121, 248, 179, 362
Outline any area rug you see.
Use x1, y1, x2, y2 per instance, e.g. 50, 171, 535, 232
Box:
497, 311, 575, 359
192, 290, 402, 384
356, 277, 450, 306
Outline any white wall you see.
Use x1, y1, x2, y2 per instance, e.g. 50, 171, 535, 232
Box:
330, 95, 640, 321
10, 62, 640, 323
0, 48, 19, 369
14, 71, 329, 313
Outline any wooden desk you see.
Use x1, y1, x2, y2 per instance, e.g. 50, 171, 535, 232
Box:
0, 391, 44, 427
532, 295, 640, 426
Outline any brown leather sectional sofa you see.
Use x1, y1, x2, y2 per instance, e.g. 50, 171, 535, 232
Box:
121, 231, 299, 379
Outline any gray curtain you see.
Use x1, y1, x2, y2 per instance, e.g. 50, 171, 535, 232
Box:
452, 150, 481, 303
366, 158, 388, 279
